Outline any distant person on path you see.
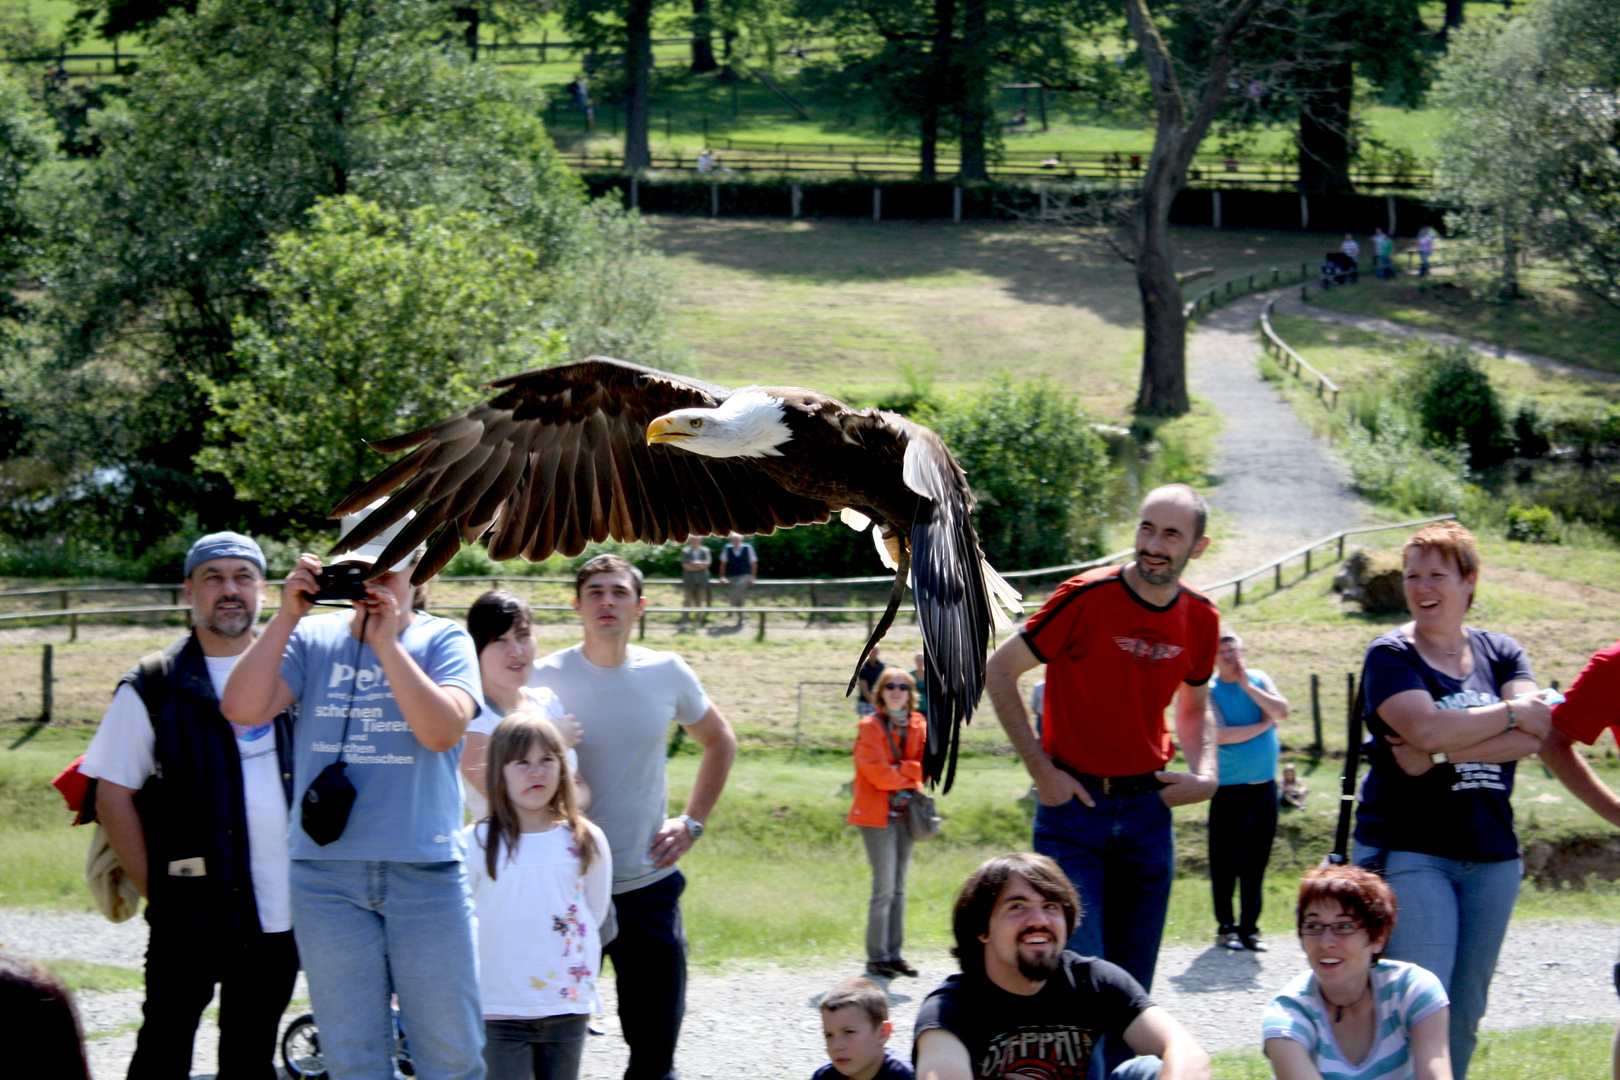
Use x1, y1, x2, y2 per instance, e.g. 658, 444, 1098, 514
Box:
1538, 638, 1620, 1080
1417, 227, 1437, 277
222, 502, 485, 1080
857, 644, 886, 717
571, 75, 589, 111
1341, 234, 1361, 265
912, 852, 1211, 1080
910, 652, 928, 717
1374, 228, 1395, 279
849, 666, 926, 980
1208, 630, 1290, 953
696, 148, 716, 174
679, 536, 712, 629
817, 977, 914, 1080
1351, 520, 1552, 1080
984, 484, 1219, 1076
718, 532, 757, 625
1262, 865, 1452, 1080
531, 554, 738, 1080
461, 590, 585, 822
467, 710, 611, 1080
82, 532, 298, 1080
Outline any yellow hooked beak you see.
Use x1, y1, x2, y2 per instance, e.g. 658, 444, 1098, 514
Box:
646, 416, 690, 444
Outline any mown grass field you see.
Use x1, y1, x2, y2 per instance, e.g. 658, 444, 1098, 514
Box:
1304, 271, 1620, 376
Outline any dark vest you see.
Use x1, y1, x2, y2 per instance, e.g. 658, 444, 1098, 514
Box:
121, 633, 294, 947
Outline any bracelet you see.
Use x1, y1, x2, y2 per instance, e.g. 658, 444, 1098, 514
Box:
1505, 704, 1518, 732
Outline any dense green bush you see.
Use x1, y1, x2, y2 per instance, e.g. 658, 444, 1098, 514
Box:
1340, 404, 1468, 514
1410, 347, 1510, 467
1506, 504, 1562, 544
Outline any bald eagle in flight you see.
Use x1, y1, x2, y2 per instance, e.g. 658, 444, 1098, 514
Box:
329, 357, 1022, 789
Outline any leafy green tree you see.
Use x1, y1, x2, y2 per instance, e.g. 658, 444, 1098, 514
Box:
198, 197, 566, 525
927, 378, 1112, 569
1434, 0, 1620, 304
0, 70, 51, 320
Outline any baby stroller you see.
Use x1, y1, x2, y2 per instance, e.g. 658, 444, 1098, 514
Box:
1320, 251, 1358, 288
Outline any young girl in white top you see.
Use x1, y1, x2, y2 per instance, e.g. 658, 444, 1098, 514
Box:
467, 709, 612, 1080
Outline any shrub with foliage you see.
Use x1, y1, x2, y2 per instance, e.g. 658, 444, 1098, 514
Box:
1340, 404, 1467, 515
928, 378, 1113, 570
1409, 347, 1509, 467
1506, 505, 1562, 544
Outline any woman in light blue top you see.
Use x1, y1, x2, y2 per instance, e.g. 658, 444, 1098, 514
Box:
1209, 630, 1290, 951
1263, 865, 1451, 1080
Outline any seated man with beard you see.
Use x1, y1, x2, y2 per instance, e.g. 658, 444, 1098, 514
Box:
913, 853, 1210, 1080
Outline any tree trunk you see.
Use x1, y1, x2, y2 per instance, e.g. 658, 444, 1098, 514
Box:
690, 0, 718, 73
1134, 170, 1189, 416
1444, 0, 1465, 29
624, 0, 654, 173
1498, 213, 1522, 299
920, 0, 957, 181
957, 0, 988, 182
1297, 61, 1355, 193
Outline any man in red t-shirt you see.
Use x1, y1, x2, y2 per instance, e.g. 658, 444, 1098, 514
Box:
1543, 640, 1620, 1080
985, 484, 1219, 1040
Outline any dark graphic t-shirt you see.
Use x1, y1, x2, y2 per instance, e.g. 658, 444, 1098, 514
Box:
1354, 627, 1533, 862
912, 954, 1152, 1080
811, 1050, 914, 1080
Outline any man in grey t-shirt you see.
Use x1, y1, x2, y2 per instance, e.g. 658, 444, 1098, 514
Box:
531, 554, 737, 1080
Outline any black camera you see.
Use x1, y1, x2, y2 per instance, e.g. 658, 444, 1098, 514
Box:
311, 564, 370, 605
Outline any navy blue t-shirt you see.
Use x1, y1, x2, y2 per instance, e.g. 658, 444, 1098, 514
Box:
812, 1050, 914, 1080
1354, 628, 1533, 862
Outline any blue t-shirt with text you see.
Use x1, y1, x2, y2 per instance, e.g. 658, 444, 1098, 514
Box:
1355, 627, 1532, 862
280, 611, 482, 862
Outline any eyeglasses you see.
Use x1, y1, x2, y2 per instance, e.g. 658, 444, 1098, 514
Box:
1300, 920, 1365, 937
882, 682, 910, 691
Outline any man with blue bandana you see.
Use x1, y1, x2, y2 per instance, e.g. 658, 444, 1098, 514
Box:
83, 532, 298, 1080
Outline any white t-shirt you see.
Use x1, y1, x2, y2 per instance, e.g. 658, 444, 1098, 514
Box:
81, 652, 292, 933
464, 686, 572, 822
466, 819, 612, 1018
530, 644, 709, 893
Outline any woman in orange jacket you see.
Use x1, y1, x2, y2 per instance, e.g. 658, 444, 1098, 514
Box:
848, 666, 926, 979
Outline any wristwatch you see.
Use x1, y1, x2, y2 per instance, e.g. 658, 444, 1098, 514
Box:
678, 814, 705, 840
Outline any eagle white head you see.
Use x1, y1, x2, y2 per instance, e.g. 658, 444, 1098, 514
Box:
646, 389, 792, 458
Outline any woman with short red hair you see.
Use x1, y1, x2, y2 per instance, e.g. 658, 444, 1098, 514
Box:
1349, 521, 1553, 1079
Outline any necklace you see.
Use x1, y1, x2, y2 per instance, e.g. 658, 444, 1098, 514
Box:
1323, 980, 1371, 1023
1414, 629, 1464, 657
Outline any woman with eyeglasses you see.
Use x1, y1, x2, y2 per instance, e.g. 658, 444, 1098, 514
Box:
1351, 521, 1552, 1078
1263, 865, 1452, 1080
846, 665, 926, 980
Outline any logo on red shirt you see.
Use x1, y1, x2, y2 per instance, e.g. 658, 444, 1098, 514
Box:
1113, 632, 1185, 666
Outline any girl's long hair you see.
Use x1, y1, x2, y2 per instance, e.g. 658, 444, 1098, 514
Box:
484, 709, 599, 881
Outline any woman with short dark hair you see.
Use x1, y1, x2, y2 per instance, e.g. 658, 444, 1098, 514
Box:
1263, 865, 1451, 1080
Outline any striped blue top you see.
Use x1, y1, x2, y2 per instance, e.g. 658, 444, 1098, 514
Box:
1261, 960, 1448, 1079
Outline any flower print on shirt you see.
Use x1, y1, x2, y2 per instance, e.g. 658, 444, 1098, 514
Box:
552, 902, 587, 957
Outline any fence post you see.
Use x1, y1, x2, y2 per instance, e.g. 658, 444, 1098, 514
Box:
710, 182, 719, 219
791, 183, 801, 219
1338, 535, 1346, 559
757, 611, 767, 642
1234, 578, 1243, 606
1305, 546, 1312, 576
806, 582, 818, 626
873, 186, 882, 223
639, 613, 646, 640
1274, 561, 1282, 590
70, 612, 79, 643
630, 176, 639, 210
1300, 193, 1309, 231
866, 609, 874, 636
953, 186, 963, 223
40, 643, 53, 724
1310, 673, 1323, 753
1212, 189, 1222, 228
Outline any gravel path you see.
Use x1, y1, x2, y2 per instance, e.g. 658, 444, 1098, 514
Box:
1183, 289, 1374, 590
2, 909, 1613, 1078
1271, 293, 1619, 383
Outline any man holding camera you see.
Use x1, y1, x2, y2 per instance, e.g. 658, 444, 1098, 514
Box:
82, 532, 298, 1080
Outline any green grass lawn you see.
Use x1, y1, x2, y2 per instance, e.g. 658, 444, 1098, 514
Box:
1304, 272, 1620, 376
651, 217, 1356, 415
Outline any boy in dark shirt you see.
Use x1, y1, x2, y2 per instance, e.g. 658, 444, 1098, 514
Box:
816, 977, 914, 1080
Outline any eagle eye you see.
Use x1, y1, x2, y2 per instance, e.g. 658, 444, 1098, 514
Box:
690, 418, 704, 429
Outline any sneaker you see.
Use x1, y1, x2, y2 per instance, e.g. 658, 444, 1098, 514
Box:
890, 957, 919, 977
1241, 934, 1271, 953
1218, 931, 1245, 951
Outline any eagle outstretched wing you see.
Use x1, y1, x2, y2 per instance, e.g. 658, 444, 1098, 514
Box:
329, 357, 832, 579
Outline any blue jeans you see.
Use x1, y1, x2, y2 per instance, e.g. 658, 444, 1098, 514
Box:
1354, 844, 1520, 1080
290, 860, 484, 1080
1035, 790, 1174, 1079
